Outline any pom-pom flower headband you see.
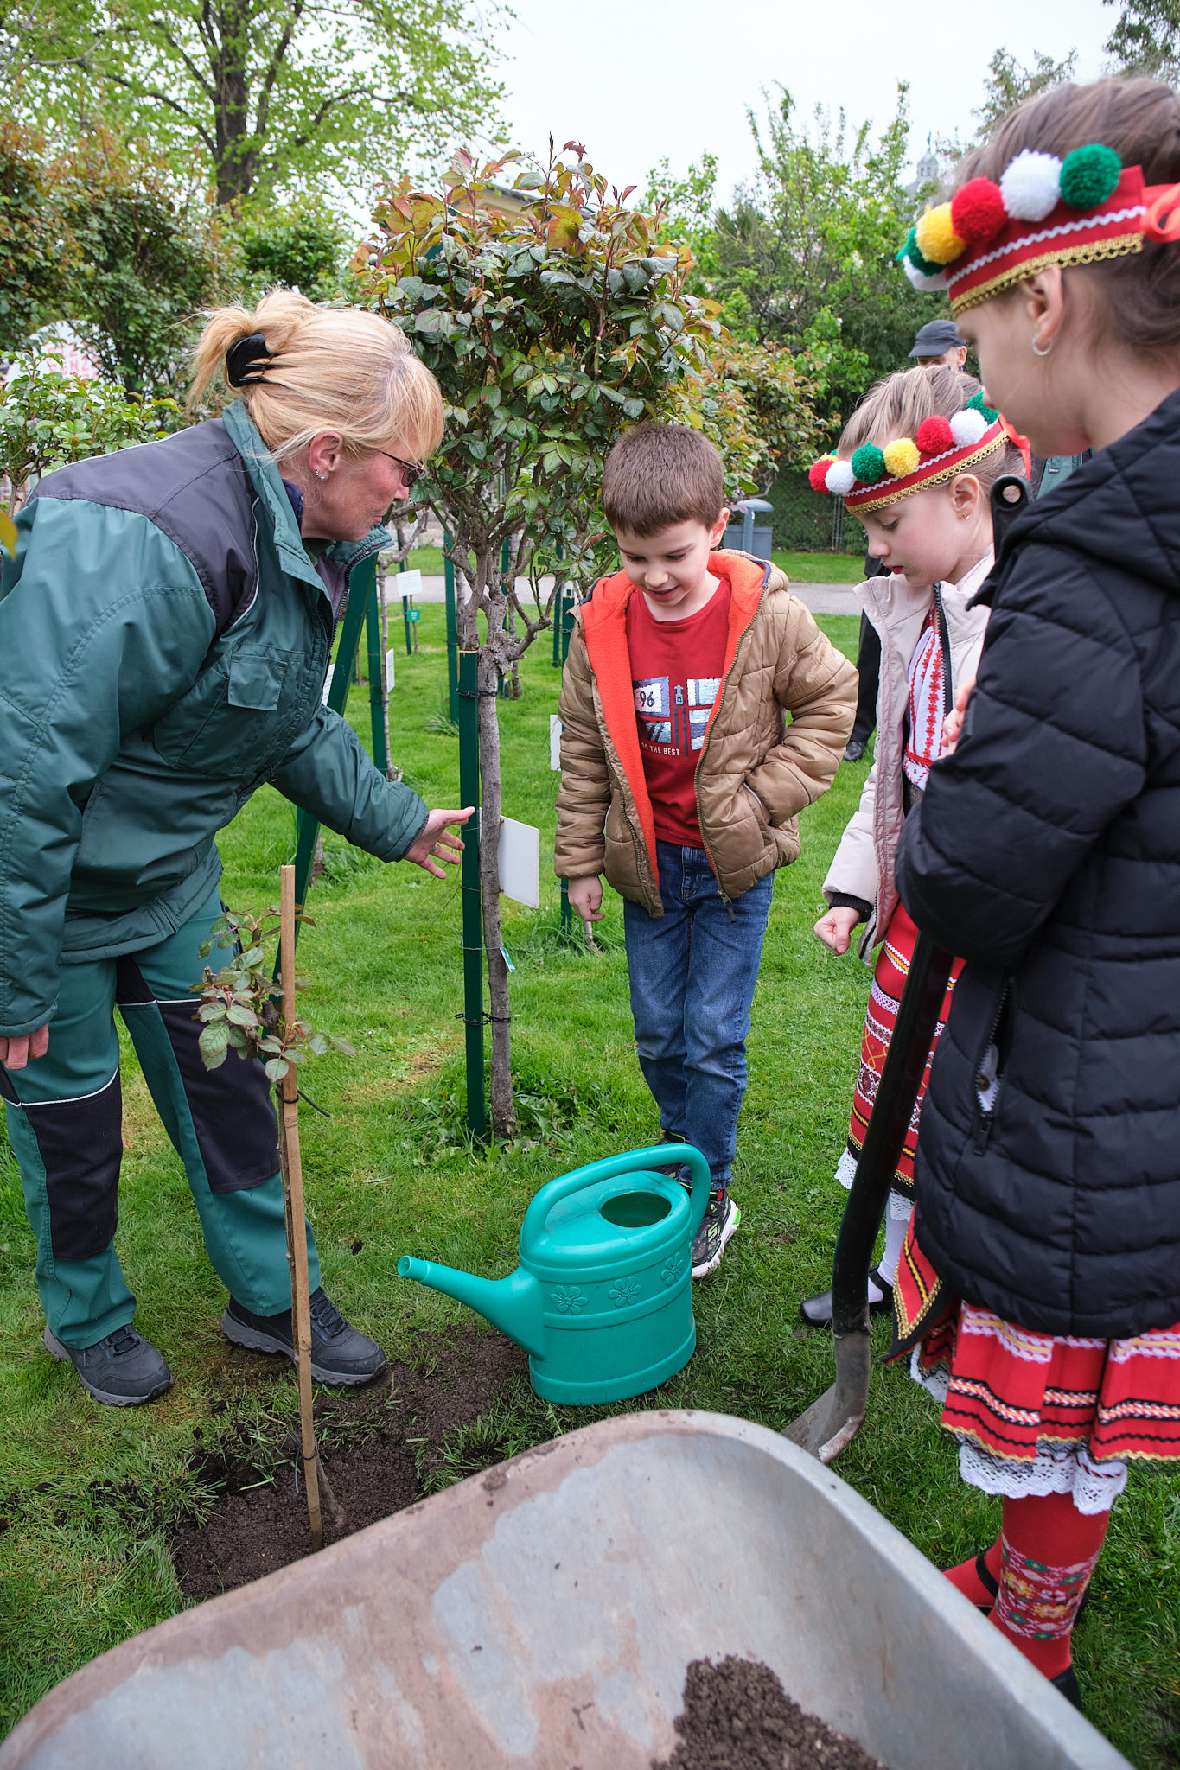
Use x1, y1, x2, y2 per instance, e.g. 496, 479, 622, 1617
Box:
809, 392, 1007, 514
897, 144, 1180, 315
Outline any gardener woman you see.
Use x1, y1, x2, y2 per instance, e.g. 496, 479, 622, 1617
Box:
0, 290, 469, 1406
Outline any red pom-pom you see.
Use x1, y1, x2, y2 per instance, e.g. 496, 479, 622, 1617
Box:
951, 178, 1007, 246
915, 416, 955, 458
808, 457, 833, 493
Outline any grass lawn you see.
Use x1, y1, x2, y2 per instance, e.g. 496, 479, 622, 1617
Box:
1, 607, 1176, 1763
405, 545, 863, 585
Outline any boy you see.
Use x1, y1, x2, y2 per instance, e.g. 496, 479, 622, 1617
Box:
556, 424, 857, 1276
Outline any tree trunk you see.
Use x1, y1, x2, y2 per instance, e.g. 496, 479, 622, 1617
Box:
477, 647, 513, 1139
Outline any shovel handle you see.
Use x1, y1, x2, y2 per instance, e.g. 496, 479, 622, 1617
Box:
831, 933, 954, 1340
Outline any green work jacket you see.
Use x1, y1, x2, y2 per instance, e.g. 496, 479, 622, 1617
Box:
0, 401, 427, 1036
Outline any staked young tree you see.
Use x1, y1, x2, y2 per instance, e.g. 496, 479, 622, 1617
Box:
1, 0, 505, 207
361, 144, 799, 1137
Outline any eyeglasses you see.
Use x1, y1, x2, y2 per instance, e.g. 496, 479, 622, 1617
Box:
378, 450, 425, 487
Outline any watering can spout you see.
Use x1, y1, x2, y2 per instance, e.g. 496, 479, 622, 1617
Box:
397, 1257, 548, 1360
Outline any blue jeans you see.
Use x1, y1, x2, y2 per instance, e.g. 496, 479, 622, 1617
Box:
623, 842, 773, 1192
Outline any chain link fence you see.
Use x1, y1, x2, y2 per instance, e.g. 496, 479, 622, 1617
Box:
768, 471, 860, 555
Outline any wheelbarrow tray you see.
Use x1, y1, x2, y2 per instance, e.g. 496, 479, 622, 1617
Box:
0, 1410, 1128, 1770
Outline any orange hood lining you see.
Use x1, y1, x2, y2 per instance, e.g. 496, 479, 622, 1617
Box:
578, 553, 773, 884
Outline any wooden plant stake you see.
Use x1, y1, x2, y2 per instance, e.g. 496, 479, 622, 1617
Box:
277, 863, 323, 1550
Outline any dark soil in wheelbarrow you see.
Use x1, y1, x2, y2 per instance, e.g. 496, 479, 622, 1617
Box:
654, 1656, 888, 1770
171, 1325, 528, 1601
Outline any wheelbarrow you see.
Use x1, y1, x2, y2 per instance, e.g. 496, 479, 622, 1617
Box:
0, 1411, 1128, 1770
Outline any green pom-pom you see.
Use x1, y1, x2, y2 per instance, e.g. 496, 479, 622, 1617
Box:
1059, 143, 1121, 209
967, 390, 1000, 422
850, 443, 887, 485
901, 225, 943, 277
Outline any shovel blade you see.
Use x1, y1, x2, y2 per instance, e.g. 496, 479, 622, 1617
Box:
784, 1331, 871, 1464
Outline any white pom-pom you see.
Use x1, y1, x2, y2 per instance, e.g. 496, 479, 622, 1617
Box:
825, 459, 856, 496
902, 258, 949, 292
999, 150, 1062, 222
950, 409, 989, 448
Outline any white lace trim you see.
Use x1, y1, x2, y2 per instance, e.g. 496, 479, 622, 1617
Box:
834, 1153, 913, 1220
909, 1351, 1128, 1515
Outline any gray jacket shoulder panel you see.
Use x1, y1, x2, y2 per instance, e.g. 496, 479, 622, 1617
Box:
34, 420, 257, 631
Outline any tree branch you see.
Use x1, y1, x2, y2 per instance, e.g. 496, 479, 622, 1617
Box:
255, 0, 308, 140
143, 13, 216, 96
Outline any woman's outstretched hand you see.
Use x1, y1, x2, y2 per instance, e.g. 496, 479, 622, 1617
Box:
0, 1025, 49, 1071
814, 906, 861, 955
405, 807, 475, 878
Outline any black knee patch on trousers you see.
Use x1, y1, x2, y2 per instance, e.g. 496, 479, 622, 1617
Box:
116, 958, 279, 1195
23, 1075, 123, 1262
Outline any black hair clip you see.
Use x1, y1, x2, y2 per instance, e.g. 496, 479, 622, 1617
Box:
226, 331, 273, 387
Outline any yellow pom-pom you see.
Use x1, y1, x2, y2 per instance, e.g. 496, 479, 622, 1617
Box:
882, 437, 921, 478
915, 203, 966, 266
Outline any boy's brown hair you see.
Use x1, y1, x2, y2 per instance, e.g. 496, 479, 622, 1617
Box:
602, 422, 725, 536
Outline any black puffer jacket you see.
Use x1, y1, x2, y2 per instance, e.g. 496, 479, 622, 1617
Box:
897, 387, 1180, 1339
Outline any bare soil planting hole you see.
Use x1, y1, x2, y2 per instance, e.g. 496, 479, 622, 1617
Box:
171, 1325, 528, 1601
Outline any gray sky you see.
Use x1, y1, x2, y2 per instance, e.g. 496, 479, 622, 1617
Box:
498, 0, 1118, 199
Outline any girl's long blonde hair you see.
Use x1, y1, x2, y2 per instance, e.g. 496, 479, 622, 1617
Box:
188, 288, 443, 464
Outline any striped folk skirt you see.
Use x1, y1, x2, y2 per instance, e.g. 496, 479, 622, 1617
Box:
835, 901, 963, 1216
893, 1212, 1180, 1514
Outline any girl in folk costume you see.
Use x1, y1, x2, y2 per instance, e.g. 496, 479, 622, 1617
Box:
799, 365, 1023, 1329
891, 76, 1180, 1706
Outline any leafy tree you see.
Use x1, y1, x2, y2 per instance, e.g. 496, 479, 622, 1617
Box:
233, 201, 351, 302
1104, 0, 1180, 80
0, 360, 180, 512
672, 336, 823, 494
0, 121, 74, 364
974, 48, 1079, 137
705, 88, 940, 426
57, 132, 228, 393
2, 0, 505, 207
362, 144, 755, 1136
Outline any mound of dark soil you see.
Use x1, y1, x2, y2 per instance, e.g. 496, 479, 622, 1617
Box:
653, 1657, 888, 1770
171, 1326, 527, 1601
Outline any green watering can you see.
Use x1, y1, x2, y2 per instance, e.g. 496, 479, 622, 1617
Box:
398, 1144, 710, 1405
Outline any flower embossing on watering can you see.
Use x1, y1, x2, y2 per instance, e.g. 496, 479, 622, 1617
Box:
397, 1143, 710, 1405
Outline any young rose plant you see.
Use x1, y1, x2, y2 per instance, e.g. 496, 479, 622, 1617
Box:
194, 908, 353, 1084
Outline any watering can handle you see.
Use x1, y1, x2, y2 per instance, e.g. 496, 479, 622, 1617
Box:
522, 1144, 712, 1244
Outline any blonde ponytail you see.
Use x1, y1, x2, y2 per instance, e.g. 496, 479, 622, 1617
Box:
188, 288, 443, 464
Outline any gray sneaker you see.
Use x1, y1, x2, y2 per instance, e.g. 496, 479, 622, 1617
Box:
221, 1287, 387, 1385
44, 1324, 172, 1406
691, 1193, 741, 1279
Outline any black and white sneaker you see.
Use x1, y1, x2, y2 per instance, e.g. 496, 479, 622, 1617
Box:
691, 1193, 741, 1279
44, 1323, 172, 1406
221, 1287, 387, 1385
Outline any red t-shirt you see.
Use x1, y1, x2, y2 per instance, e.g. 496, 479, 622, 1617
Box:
626, 577, 731, 846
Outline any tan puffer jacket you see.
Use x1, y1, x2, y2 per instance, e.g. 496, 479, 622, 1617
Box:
822, 553, 993, 958
555, 552, 857, 914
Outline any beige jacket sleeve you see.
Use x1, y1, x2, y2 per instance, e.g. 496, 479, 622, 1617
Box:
823, 761, 880, 909
553, 625, 610, 880
745, 599, 858, 823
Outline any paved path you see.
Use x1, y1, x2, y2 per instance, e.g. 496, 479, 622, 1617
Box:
386, 575, 860, 617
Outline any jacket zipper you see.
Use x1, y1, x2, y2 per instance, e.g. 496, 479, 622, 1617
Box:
594, 682, 661, 913
932, 582, 954, 718
693, 592, 764, 903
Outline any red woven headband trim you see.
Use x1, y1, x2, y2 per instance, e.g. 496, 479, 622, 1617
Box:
844, 421, 1008, 513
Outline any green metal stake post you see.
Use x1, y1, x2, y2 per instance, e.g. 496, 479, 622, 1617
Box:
457, 650, 487, 1136
365, 567, 388, 778
443, 531, 459, 725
